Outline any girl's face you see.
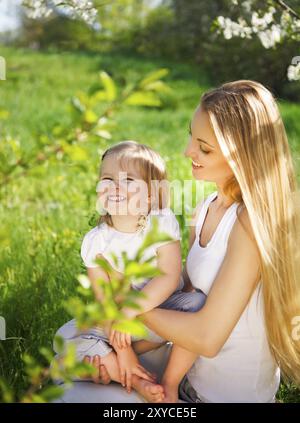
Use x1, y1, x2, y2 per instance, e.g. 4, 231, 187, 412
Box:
96, 153, 150, 216
184, 106, 234, 185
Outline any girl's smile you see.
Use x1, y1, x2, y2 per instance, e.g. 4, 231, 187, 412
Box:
107, 195, 127, 203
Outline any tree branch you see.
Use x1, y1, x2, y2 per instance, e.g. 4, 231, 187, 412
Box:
273, 0, 300, 20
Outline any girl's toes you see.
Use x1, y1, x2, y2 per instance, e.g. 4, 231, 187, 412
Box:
152, 393, 163, 403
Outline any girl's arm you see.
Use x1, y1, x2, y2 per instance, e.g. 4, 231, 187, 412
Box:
87, 264, 110, 302
87, 254, 119, 302
123, 240, 182, 318
139, 209, 261, 358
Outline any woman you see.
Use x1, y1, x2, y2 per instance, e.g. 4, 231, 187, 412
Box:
57, 80, 300, 403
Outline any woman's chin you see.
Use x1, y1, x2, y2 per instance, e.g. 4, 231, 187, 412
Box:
192, 168, 206, 180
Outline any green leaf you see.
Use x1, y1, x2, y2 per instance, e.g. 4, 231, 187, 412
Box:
125, 91, 162, 107
39, 385, 65, 402
71, 96, 85, 113
91, 90, 109, 103
29, 394, 46, 403
53, 335, 65, 355
39, 347, 54, 364
99, 71, 117, 101
139, 68, 169, 88
113, 319, 148, 338
143, 81, 172, 93
94, 129, 112, 139
125, 262, 161, 279
64, 145, 88, 161
83, 109, 98, 124
77, 275, 91, 289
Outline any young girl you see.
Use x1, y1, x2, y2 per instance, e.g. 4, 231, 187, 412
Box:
54, 140, 206, 403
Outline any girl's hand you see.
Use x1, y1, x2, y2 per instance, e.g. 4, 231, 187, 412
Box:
109, 329, 131, 349
116, 347, 156, 393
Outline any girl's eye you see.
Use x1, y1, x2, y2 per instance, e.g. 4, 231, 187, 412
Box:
101, 177, 113, 181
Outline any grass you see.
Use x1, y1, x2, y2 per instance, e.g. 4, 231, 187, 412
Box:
0, 46, 299, 402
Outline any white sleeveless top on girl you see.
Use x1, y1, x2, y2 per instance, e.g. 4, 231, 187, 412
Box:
186, 191, 280, 403
80, 208, 181, 288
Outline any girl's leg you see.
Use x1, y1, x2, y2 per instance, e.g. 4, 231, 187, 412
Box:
160, 345, 198, 403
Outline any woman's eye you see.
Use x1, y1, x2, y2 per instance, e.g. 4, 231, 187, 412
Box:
200, 145, 210, 154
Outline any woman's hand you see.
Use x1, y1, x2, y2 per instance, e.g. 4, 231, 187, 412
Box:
82, 355, 111, 384
116, 347, 156, 393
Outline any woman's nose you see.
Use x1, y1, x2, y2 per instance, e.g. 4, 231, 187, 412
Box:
184, 138, 193, 158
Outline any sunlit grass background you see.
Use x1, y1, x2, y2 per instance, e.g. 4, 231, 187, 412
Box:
0, 46, 299, 401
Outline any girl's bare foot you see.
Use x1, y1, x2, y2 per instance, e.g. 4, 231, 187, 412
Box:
82, 353, 164, 402
160, 381, 178, 403
132, 376, 165, 403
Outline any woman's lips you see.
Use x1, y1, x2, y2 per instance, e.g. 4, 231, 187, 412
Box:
192, 160, 203, 169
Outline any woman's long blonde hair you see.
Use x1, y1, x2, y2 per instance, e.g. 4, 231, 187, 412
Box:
201, 80, 300, 384
97, 140, 169, 227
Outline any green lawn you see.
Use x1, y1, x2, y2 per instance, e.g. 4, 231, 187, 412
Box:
0, 46, 299, 402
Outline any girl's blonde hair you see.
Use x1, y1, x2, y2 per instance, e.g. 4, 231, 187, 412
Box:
201, 80, 300, 384
97, 140, 168, 227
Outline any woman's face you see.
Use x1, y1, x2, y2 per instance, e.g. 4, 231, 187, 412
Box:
96, 153, 149, 216
184, 106, 234, 185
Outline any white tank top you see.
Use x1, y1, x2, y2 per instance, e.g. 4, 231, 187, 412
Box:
186, 191, 280, 403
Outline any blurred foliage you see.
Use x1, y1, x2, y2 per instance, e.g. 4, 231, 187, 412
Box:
0, 216, 175, 402
0, 67, 173, 190
14, 0, 300, 100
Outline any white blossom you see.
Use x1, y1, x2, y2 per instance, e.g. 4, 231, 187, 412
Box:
257, 24, 282, 49
21, 0, 98, 25
251, 7, 276, 30
216, 1, 300, 81
287, 63, 300, 81
216, 16, 252, 40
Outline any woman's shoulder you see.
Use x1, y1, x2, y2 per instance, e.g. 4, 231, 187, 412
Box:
228, 206, 260, 262
230, 205, 256, 244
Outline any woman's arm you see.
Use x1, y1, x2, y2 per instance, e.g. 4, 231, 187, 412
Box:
140, 209, 261, 358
